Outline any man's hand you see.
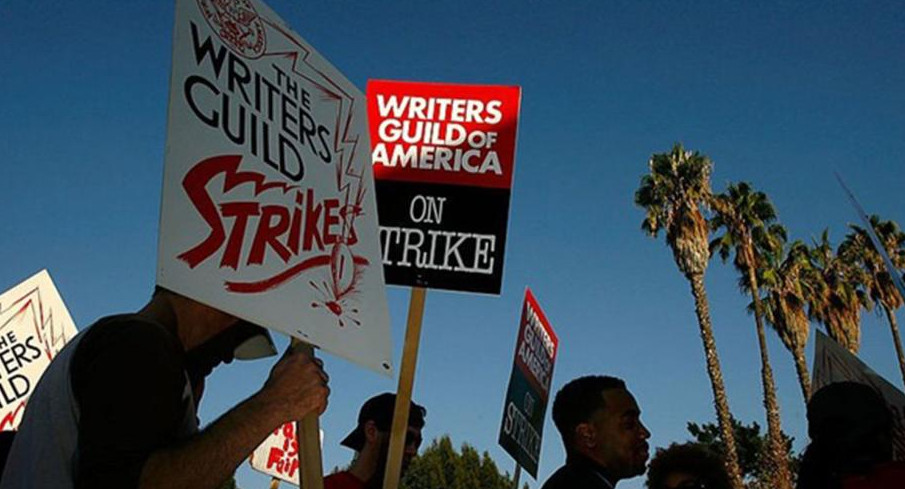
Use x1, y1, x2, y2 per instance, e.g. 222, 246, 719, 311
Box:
260, 346, 330, 420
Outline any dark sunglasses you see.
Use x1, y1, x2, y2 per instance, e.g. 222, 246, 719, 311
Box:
377, 424, 422, 449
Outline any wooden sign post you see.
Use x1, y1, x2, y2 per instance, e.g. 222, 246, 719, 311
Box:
382, 287, 428, 489
293, 340, 324, 489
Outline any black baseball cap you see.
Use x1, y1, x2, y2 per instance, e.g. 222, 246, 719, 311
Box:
340, 393, 426, 451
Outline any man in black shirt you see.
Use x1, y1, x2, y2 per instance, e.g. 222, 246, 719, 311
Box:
541, 376, 651, 489
1, 287, 330, 489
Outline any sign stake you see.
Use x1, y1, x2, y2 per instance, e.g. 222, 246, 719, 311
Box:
512, 463, 522, 489
292, 340, 324, 489
269, 477, 281, 489
383, 287, 428, 489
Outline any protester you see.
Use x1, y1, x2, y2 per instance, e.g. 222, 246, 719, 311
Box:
325, 393, 427, 489
541, 375, 651, 489
797, 381, 905, 489
646, 442, 732, 489
0, 287, 330, 489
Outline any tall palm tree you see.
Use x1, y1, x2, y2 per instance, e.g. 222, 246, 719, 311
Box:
635, 143, 744, 489
840, 215, 905, 387
710, 182, 793, 489
759, 239, 814, 401
807, 230, 869, 353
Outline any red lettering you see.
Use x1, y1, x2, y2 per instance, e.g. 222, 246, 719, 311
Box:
288, 192, 303, 255
178, 156, 238, 268
219, 202, 260, 269
177, 156, 373, 293
303, 188, 323, 250
266, 447, 285, 470
323, 199, 340, 245
248, 205, 292, 265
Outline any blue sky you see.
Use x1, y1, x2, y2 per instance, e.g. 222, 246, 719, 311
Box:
2, 1, 904, 488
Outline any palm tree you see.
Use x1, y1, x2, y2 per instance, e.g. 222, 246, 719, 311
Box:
807, 230, 869, 354
710, 182, 793, 489
635, 143, 744, 489
840, 215, 905, 387
759, 239, 814, 401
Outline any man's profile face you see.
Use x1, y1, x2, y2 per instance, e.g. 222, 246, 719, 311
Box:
371, 423, 423, 486
377, 425, 423, 472
586, 388, 650, 480
401, 425, 423, 471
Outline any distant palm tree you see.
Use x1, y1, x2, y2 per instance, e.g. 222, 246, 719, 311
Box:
807, 230, 869, 353
759, 239, 814, 401
710, 182, 793, 489
840, 215, 905, 387
635, 143, 744, 489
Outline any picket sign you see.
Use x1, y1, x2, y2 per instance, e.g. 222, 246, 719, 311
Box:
0, 270, 78, 431
497, 289, 559, 479
366, 80, 521, 489
159, 0, 394, 486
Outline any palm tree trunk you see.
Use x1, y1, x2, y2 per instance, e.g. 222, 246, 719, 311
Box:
745, 260, 793, 489
688, 273, 745, 489
792, 344, 812, 402
883, 305, 905, 389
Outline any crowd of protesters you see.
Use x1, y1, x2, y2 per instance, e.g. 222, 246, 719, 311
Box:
0, 287, 901, 489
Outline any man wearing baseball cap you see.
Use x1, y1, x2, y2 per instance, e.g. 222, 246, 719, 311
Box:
1, 286, 329, 489
325, 393, 427, 489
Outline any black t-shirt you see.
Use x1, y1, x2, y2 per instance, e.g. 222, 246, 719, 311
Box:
70, 314, 195, 489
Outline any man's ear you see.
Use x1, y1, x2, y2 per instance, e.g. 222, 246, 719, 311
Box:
364, 420, 380, 443
575, 423, 596, 449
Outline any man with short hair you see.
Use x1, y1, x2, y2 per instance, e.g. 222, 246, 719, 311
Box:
1, 287, 330, 489
541, 375, 651, 489
325, 393, 426, 489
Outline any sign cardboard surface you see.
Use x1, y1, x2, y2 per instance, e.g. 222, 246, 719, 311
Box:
367, 80, 521, 294
158, 0, 392, 375
813, 330, 905, 459
249, 422, 321, 485
498, 288, 558, 477
0, 270, 78, 430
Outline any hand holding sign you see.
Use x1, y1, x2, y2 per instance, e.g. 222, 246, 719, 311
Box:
261, 344, 330, 420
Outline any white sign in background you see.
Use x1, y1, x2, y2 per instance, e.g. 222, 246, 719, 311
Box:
158, 0, 392, 375
249, 422, 324, 485
0, 270, 78, 430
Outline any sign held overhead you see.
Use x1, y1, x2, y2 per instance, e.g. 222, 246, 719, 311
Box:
368, 80, 521, 295
0, 270, 78, 430
499, 288, 558, 477
158, 0, 392, 375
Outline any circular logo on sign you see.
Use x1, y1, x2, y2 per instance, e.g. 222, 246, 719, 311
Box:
197, 0, 266, 59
